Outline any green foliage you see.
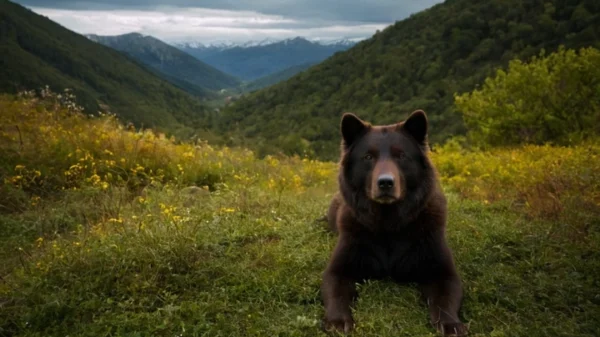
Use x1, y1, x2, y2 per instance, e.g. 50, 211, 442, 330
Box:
0, 1, 214, 135
219, 0, 600, 160
456, 47, 600, 147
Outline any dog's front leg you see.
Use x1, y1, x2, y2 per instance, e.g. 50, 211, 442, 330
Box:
321, 269, 356, 334
420, 275, 468, 337
321, 234, 358, 334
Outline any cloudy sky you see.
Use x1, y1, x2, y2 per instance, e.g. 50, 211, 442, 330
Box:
14, 0, 443, 44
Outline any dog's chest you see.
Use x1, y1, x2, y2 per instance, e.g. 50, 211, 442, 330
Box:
352, 233, 440, 282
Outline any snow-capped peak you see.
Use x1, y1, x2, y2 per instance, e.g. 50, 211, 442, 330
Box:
310, 37, 365, 46
173, 38, 283, 50
239, 38, 281, 48
173, 41, 236, 50
172, 36, 363, 50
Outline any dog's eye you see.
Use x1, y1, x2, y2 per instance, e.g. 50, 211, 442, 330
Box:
363, 154, 373, 161
391, 148, 405, 159
392, 152, 405, 159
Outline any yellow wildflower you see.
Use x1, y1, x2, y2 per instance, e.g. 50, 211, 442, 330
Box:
31, 195, 41, 206
89, 174, 101, 184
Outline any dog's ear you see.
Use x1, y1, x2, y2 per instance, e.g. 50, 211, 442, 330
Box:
401, 110, 428, 144
341, 113, 368, 147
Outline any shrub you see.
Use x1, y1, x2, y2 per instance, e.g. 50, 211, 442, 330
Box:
432, 139, 600, 223
455, 46, 600, 147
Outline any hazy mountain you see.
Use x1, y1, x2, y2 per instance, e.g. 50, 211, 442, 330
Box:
176, 37, 356, 80
87, 33, 241, 92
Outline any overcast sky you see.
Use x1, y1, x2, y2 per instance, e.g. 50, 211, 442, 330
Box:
14, 0, 443, 44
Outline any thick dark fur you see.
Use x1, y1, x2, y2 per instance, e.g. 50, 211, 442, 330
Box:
321, 111, 467, 336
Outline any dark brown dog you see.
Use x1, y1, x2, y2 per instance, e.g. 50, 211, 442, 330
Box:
321, 110, 467, 336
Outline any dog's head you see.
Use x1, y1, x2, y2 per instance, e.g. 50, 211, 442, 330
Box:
339, 110, 430, 205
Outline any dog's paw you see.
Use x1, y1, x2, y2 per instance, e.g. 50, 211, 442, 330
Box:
321, 313, 354, 335
438, 321, 468, 337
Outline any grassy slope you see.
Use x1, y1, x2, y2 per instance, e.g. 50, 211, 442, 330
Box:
0, 95, 599, 337
1, 177, 599, 336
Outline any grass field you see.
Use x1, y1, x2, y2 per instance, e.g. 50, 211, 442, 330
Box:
1, 93, 599, 336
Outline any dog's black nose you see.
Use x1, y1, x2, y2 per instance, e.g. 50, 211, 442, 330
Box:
377, 174, 395, 190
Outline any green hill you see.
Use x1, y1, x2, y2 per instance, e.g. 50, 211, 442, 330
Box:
87, 33, 241, 92
0, 0, 213, 135
220, 0, 600, 160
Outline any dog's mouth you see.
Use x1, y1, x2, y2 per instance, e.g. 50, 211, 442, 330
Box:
372, 194, 399, 204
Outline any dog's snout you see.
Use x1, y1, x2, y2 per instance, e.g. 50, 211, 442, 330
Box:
377, 174, 395, 190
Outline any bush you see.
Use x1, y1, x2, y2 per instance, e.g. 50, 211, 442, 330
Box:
455, 46, 600, 147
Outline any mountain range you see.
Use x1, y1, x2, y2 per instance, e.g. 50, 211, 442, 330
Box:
177, 37, 357, 81
175, 38, 358, 51
87, 33, 241, 92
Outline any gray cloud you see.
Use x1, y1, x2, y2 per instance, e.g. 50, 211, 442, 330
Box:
14, 0, 442, 22
13, 0, 443, 43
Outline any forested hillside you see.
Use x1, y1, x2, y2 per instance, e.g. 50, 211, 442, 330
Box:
241, 62, 315, 92
0, 0, 212, 136
87, 33, 241, 92
219, 0, 600, 159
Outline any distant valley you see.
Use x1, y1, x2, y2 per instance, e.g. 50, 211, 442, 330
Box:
87, 34, 357, 98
